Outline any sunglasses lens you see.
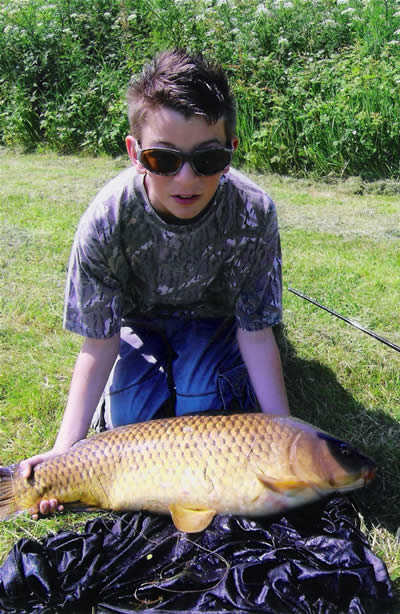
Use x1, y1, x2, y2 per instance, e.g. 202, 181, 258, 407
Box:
141, 150, 181, 174
139, 147, 232, 175
193, 149, 231, 175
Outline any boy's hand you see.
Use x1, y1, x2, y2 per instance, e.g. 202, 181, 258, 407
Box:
28, 498, 64, 521
19, 451, 65, 520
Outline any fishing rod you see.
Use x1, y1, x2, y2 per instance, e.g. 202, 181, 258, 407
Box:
288, 287, 400, 354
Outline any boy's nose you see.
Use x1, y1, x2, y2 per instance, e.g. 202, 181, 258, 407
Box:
175, 161, 198, 181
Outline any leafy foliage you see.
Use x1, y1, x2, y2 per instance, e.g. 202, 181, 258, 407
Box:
1, 0, 400, 177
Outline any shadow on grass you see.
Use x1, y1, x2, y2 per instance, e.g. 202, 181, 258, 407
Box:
275, 324, 400, 536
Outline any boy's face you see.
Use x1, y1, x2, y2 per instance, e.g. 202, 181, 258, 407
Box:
126, 107, 237, 221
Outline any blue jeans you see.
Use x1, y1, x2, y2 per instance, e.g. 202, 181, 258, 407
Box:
104, 317, 257, 428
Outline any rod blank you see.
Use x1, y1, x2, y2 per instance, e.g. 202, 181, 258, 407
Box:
288, 287, 400, 354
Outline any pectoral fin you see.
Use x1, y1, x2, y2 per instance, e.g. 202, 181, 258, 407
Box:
169, 504, 216, 533
257, 475, 310, 496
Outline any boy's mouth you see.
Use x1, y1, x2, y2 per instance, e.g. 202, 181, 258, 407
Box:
173, 194, 200, 204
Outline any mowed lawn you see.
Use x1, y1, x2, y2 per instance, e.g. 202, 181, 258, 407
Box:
0, 150, 399, 601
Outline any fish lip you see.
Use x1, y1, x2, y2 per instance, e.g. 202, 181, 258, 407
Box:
362, 468, 376, 484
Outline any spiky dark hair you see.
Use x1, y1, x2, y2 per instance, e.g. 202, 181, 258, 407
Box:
127, 49, 236, 142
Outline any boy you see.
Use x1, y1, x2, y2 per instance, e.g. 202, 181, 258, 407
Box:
21, 49, 290, 517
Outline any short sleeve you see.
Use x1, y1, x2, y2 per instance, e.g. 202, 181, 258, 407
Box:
63, 215, 123, 339
235, 203, 282, 331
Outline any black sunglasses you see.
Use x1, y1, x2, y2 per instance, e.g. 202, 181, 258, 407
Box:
136, 143, 233, 176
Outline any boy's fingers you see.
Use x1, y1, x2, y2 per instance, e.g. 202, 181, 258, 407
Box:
49, 499, 58, 513
35, 498, 63, 517
28, 504, 39, 520
19, 461, 32, 479
48, 499, 63, 513
39, 500, 50, 516
20, 456, 64, 518
20, 452, 53, 479
20, 455, 44, 478
29, 498, 63, 519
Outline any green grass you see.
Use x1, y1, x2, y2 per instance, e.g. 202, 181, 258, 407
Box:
0, 151, 400, 609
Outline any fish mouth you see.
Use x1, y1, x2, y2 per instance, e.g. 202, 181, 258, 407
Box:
362, 467, 376, 485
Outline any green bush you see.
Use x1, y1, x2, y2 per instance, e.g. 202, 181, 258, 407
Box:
244, 47, 400, 178
1, 0, 400, 178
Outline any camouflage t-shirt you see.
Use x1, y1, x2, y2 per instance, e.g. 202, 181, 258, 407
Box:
63, 166, 282, 338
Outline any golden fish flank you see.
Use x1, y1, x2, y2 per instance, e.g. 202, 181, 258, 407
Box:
0, 413, 375, 533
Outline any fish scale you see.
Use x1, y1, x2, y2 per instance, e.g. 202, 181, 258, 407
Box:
0, 413, 375, 533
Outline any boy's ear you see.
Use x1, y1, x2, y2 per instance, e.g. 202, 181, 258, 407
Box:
223, 137, 239, 173
126, 135, 146, 174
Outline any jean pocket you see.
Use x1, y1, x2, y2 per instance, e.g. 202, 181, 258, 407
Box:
217, 363, 258, 411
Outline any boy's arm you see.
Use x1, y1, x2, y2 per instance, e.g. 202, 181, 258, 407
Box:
20, 333, 121, 517
54, 333, 121, 450
236, 326, 290, 416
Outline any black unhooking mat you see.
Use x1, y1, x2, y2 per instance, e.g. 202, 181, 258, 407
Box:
0, 497, 393, 614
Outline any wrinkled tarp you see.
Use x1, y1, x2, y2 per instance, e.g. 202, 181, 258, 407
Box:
0, 497, 393, 614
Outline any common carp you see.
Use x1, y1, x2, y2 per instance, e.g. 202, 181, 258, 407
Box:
0, 413, 375, 533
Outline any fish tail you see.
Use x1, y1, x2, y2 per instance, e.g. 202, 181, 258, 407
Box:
0, 466, 20, 519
